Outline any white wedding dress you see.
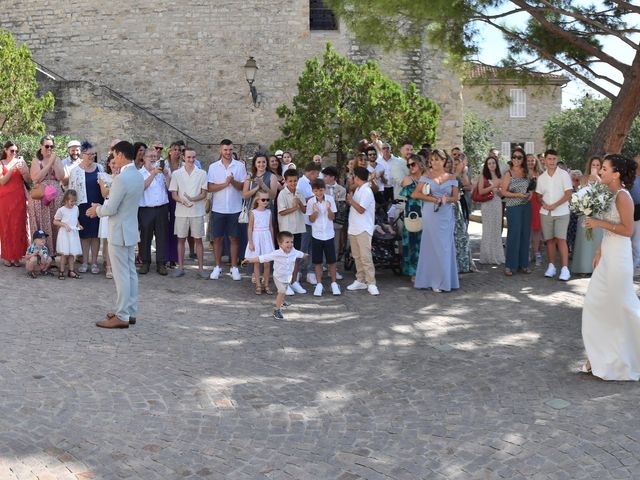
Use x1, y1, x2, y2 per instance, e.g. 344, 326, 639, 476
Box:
582, 189, 640, 380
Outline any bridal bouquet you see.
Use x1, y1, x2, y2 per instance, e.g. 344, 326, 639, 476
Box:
570, 182, 614, 240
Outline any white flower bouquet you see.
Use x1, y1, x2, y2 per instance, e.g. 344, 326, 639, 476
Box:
570, 182, 614, 240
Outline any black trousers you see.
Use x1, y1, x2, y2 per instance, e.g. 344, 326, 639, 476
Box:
138, 204, 168, 265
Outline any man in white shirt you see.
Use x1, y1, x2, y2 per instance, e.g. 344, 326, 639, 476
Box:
536, 149, 573, 281
378, 143, 395, 203
62, 140, 81, 171
137, 148, 170, 275
346, 166, 379, 296
207, 139, 247, 280
169, 148, 209, 278
390, 142, 411, 199
365, 146, 386, 201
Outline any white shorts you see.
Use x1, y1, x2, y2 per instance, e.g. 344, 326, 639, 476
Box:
175, 216, 205, 239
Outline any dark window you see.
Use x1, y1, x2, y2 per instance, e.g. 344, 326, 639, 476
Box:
310, 0, 338, 30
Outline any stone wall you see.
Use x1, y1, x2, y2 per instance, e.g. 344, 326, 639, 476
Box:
1, 0, 462, 164
463, 83, 564, 158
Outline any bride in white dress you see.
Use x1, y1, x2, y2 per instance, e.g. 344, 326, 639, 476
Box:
582, 154, 640, 380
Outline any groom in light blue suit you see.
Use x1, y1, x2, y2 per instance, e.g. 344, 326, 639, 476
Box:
87, 141, 144, 328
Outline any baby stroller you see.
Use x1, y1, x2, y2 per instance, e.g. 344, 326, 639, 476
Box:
342, 200, 403, 275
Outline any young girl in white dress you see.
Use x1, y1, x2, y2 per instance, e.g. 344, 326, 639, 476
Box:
53, 189, 83, 279
245, 192, 275, 294
582, 154, 640, 380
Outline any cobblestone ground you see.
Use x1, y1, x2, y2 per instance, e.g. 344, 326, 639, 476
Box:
2, 223, 640, 480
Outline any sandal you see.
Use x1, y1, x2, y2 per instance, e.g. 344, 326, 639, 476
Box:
504, 268, 513, 277
518, 267, 532, 274
42, 269, 54, 277
264, 286, 273, 295
58, 271, 66, 280
105, 266, 113, 279
28, 271, 37, 279
255, 284, 263, 295
3, 261, 12, 267
68, 270, 81, 279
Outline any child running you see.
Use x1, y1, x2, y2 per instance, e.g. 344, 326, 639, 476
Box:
243, 231, 307, 319
245, 191, 275, 294
53, 189, 83, 279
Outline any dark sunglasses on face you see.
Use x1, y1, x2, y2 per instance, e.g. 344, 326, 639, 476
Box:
8, 149, 18, 153
259, 198, 269, 202
43, 145, 54, 149
154, 146, 163, 151
407, 162, 417, 167
512, 155, 523, 160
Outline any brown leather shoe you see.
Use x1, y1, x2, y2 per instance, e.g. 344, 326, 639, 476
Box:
138, 263, 150, 274
106, 312, 136, 325
156, 264, 168, 276
96, 316, 129, 329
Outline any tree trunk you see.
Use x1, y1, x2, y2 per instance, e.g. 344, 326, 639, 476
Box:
588, 50, 640, 158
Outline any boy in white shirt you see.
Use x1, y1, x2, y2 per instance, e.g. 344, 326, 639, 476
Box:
306, 179, 340, 296
243, 231, 308, 320
346, 166, 379, 295
277, 169, 307, 294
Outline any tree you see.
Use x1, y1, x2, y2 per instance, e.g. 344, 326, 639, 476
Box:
325, 0, 640, 157
272, 43, 440, 173
0, 29, 55, 135
544, 95, 640, 170
463, 112, 497, 174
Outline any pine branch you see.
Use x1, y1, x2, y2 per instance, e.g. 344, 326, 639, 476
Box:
508, 0, 629, 73
608, 0, 640, 15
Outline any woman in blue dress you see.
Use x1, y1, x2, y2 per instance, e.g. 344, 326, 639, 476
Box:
411, 149, 459, 292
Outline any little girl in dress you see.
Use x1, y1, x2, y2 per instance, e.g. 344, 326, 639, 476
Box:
53, 189, 83, 279
245, 192, 275, 294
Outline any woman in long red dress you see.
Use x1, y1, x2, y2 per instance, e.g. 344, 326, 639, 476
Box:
0, 141, 30, 266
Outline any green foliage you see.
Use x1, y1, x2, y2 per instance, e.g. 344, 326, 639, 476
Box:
0, 29, 55, 136
0, 134, 71, 165
544, 96, 640, 170
272, 44, 440, 173
463, 112, 496, 175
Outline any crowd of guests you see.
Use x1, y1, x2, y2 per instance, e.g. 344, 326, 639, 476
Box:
3, 133, 640, 318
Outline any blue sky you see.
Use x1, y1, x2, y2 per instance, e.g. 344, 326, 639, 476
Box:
474, 5, 637, 109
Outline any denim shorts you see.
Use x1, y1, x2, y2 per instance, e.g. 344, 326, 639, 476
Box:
210, 211, 241, 238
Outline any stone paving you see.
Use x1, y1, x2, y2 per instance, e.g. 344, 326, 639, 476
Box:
2, 223, 640, 480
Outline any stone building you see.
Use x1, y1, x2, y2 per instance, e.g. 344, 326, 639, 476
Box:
463, 64, 569, 160
1, 0, 462, 164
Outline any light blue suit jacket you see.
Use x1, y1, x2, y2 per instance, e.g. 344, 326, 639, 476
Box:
96, 162, 144, 247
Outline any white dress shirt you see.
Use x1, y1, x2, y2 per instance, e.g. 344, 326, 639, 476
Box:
259, 248, 305, 283
348, 183, 375, 236
207, 159, 247, 214
306, 195, 337, 241
138, 167, 169, 207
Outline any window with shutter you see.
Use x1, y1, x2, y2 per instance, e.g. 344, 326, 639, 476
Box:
509, 89, 526, 118
310, 0, 338, 30
524, 142, 535, 154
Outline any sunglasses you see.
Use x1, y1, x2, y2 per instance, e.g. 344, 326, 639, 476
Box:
407, 162, 417, 167
43, 145, 55, 149
8, 149, 18, 153
154, 146, 163, 151
259, 198, 269, 202
512, 155, 524, 160
367, 153, 377, 157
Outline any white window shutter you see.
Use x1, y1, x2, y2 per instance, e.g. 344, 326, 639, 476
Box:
501, 142, 511, 161
525, 142, 535, 154
509, 89, 526, 118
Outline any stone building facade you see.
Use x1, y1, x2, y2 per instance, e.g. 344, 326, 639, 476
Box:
463, 65, 568, 160
1, 1, 462, 164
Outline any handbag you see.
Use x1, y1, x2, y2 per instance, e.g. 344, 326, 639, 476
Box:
30, 183, 44, 200
43, 185, 58, 206
404, 210, 423, 232
471, 178, 494, 203
238, 200, 250, 224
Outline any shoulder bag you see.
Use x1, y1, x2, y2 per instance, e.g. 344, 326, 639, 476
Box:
471, 177, 494, 203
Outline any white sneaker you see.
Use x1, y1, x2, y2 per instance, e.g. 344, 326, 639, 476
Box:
544, 263, 557, 278
230, 266, 241, 281
367, 284, 380, 296
286, 286, 295, 296
78, 263, 88, 273
209, 266, 222, 280
559, 266, 571, 281
347, 280, 368, 291
331, 282, 341, 296
535, 253, 542, 266
335, 271, 343, 280
306, 272, 318, 285
291, 281, 306, 294
314, 284, 323, 297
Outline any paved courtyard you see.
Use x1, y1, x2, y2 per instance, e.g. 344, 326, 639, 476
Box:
2, 224, 640, 480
